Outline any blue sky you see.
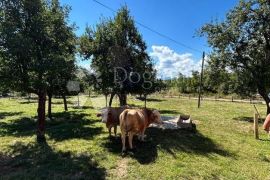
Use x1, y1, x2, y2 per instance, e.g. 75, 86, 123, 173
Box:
60, 0, 238, 78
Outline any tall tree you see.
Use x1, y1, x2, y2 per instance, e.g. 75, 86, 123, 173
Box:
47, 60, 76, 119
80, 6, 157, 106
0, 0, 76, 141
200, 0, 270, 114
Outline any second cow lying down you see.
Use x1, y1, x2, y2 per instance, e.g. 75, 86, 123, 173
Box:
119, 108, 163, 152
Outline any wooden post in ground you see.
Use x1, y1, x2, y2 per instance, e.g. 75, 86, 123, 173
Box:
198, 52, 205, 108
254, 113, 259, 140
232, 96, 234, 102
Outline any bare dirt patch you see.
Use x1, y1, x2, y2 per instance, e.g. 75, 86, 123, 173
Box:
110, 158, 129, 179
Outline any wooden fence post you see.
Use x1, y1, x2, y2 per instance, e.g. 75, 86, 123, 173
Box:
254, 113, 259, 140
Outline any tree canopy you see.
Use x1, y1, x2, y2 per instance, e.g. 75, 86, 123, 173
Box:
200, 0, 270, 114
0, 0, 77, 141
79, 6, 158, 106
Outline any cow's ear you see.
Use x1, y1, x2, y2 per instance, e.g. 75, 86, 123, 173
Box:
150, 111, 155, 120
152, 110, 157, 116
152, 110, 159, 119
97, 113, 102, 117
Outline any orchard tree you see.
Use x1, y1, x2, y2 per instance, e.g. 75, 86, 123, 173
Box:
0, 0, 76, 141
80, 6, 157, 106
47, 59, 76, 119
202, 56, 233, 94
46, 0, 76, 119
80, 19, 115, 106
200, 0, 270, 114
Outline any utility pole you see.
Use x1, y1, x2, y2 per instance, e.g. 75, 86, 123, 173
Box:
198, 52, 205, 108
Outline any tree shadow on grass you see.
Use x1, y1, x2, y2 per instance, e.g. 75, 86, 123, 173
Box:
0, 111, 103, 142
146, 98, 166, 102
0, 117, 35, 136
72, 106, 94, 110
0, 112, 23, 120
159, 109, 180, 115
101, 128, 234, 164
51, 101, 73, 105
135, 97, 166, 102
233, 116, 265, 124
19, 101, 37, 104
0, 142, 106, 179
47, 112, 102, 141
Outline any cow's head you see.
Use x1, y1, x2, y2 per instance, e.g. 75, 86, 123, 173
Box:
151, 110, 163, 124
98, 108, 112, 123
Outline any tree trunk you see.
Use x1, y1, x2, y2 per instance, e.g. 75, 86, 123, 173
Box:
105, 94, 108, 107
118, 93, 127, 106
28, 93, 31, 103
109, 93, 115, 107
48, 92, 52, 120
62, 94, 68, 111
37, 91, 46, 143
261, 95, 270, 115
258, 87, 270, 115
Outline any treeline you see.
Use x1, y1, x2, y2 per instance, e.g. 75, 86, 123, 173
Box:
166, 61, 257, 98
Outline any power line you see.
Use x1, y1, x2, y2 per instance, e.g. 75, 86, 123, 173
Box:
92, 0, 204, 54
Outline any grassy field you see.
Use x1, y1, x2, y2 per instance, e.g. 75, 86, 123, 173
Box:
0, 95, 270, 179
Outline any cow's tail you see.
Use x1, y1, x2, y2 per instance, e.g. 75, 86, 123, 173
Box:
121, 110, 129, 135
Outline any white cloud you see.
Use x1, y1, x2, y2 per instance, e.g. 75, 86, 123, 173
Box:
150, 45, 202, 79
80, 63, 91, 71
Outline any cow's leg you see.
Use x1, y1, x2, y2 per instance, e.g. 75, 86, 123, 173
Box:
108, 127, 112, 137
121, 133, 126, 152
114, 125, 117, 137
128, 132, 134, 150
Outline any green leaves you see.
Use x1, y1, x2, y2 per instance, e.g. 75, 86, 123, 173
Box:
0, 0, 76, 94
200, 0, 270, 112
79, 6, 158, 96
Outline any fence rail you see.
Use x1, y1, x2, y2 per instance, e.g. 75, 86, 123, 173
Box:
157, 95, 265, 104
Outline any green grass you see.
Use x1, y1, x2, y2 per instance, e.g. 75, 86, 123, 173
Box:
0, 95, 270, 179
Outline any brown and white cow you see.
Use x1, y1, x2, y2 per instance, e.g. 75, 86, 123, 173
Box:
119, 108, 163, 152
97, 106, 129, 137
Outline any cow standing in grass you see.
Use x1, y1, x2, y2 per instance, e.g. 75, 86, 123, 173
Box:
119, 108, 163, 152
97, 106, 129, 137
